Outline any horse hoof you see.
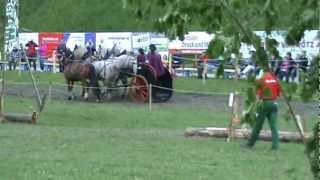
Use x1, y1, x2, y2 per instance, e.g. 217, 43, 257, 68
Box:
96, 99, 100, 103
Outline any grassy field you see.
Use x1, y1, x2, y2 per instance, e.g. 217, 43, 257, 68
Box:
0, 71, 315, 179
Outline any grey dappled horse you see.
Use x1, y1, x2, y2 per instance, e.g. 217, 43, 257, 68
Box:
96, 43, 126, 60
92, 54, 136, 99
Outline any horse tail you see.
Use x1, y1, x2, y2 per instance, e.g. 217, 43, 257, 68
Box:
88, 64, 101, 100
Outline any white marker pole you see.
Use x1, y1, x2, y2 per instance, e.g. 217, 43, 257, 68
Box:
149, 83, 152, 112
228, 93, 234, 108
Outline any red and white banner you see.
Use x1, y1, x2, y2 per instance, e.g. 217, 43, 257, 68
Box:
38, 32, 64, 61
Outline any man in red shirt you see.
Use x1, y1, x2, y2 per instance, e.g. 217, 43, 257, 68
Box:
25, 40, 38, 71
246, 69, 281, 150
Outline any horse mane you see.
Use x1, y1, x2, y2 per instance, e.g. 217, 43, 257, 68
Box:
73, 46, 87, 60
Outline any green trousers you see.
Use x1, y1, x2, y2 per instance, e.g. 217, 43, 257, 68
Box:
247, 100, 279, 150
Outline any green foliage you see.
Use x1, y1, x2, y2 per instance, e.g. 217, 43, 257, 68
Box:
299, 56, 319, 102
206, 36, 225, 57
306, 122, 320, 180
285, 0, 319, 45
265, 38, 279, 57
215, 63, 225, 79
241, 87, 258, 127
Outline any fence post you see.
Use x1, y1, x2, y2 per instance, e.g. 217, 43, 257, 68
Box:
149, 83, 152, 112
53, 61, 57, 73
169, 54, 172, 75
18, 60, 22, 77
227, 91, 240, 142
48, 81, 52, 104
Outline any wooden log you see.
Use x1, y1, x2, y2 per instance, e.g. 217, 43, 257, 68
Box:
3, 111, 37, 124
185, 127, 311, 143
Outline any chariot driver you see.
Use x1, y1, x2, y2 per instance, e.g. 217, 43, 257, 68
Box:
56, 40, 73, 72
146, 44, 165, 78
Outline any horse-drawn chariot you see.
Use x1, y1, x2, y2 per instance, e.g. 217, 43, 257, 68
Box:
128, 63, 173, 103
59, 46, 173, 103
92, 54, 173, 103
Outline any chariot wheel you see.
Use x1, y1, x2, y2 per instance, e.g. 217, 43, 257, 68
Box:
129, 75, 149, 103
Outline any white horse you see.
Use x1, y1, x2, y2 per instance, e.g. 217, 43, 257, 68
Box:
92, 54, 136, 99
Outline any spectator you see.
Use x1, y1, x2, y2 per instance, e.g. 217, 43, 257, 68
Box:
243, 50, 255, 66
298, 50, 308, 73
39, 43, 47, 71
57, 40, 67, 56
137, 48, 146, 65
19, 43, 27, 62
240, 62, 256, 79
86, 41, 96, 57
279, 52, 296, 82
9, 46, 20, 70
147, 44, 165, 78
97, 44, 104, 59
172, 50, 184, 69
25, 40, 38, 71
197, 53, 208, 79
269, 54, 282, 76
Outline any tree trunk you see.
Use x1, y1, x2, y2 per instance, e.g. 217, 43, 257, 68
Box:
185, 127, 310, 143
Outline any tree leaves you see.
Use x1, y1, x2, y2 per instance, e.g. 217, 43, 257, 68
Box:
206, 36, 225, 58
306, 122, 320, 180
299, 56, 319, 102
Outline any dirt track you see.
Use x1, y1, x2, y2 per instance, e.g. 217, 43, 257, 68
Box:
5, 83, 317, 118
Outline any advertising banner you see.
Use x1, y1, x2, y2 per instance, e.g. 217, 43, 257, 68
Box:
132, 32, 150, 53
96, 32, 132, 51
64, 33, 85, 50
4, 0, 19, 56
85, 32, 96, 48
39, 32, 64, 59
168, 32, 215, 54
241, 30, 320, 59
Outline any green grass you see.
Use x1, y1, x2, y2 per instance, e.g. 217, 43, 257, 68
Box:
3, 70, 249, 92
0, 72, 316, 179
0, 96, 314, 180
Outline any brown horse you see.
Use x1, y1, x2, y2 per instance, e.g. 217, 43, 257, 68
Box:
59, 52, 101, 101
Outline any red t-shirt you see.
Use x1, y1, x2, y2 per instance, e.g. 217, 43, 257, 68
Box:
256, 72, 281, 100
26, 41, 38, 57
201, 55, 208, 63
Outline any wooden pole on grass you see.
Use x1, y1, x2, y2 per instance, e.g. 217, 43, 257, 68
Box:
0, 72, 37, 124
185, 127, 310, 143
26, 60, 47, 113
